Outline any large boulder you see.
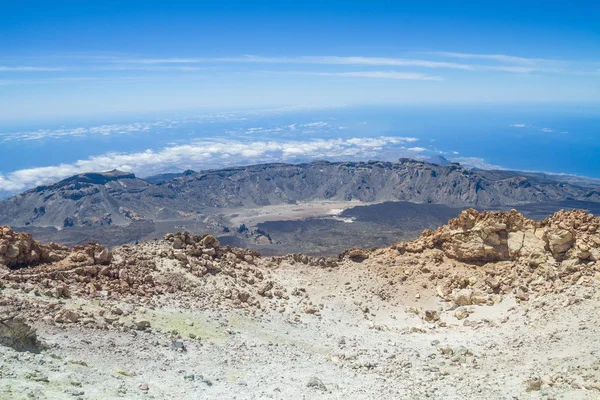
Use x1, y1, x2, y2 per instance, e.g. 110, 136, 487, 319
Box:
508, 229, 547, 265
545, 230, 575, 256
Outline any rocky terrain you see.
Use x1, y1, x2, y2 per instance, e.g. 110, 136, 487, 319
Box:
1, 209, 599, 399
2, 159, 600, 253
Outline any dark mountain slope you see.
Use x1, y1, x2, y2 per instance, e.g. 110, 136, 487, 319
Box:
163, 159, 599, 208
0, 171, 159, 228
1, 159, 599, 229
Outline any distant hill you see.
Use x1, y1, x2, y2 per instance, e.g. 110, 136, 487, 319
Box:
425, 155, 452, 166
1, 159, 600, 230
143, 169, 196, 185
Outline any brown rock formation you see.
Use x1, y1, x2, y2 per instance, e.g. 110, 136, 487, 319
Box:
0, 226, 111, 270
394, 208, 600, 264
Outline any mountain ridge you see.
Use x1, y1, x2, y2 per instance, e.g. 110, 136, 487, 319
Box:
1, 158, 600, 230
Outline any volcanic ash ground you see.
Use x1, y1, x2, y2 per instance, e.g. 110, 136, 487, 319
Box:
1, 209, 600, 399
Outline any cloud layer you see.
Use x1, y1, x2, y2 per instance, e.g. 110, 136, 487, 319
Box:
0, 122, 160, 142
114, 53, 597, 75
0, 136, 419, 193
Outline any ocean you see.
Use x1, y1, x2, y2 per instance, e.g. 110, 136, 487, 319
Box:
1, 103, 599, 196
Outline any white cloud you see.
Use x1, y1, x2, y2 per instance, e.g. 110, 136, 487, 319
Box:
0, 175, 23, 192
0, 121, 164, 142
423, 51, 600, 74
347, 137, 417, 147
0, 136, 420, 193
0, 109, 341, 142
0, 66, 66, 72
484, 66, 540, 73
427, 51, 551, 65
407, 147, 426, 152
0, 76, 153, 86
271, 70, 443, 81
5, 52, 595, 84
117, 54, 592, 74
511, 124, 559, 133
96, 65, 207, 72
302, 121, 329, 127
124, 55, 475, 71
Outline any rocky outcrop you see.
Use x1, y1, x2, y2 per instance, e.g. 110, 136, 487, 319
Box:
395, 209, 600, 264
1, 208, 599, 316
0, 316, 44, 352
0, 226, 69, 270
0, 226, 111, 270
374, 209, 600, 307
0, 228, 286, 312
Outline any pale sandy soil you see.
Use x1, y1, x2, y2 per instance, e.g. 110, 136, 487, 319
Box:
223, 200, 370, 227
2, 209, 600, 399
1, 259, 599, 400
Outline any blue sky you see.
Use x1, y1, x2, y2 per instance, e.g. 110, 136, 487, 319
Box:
1, 0, 599, 121
0, 1, 599, 196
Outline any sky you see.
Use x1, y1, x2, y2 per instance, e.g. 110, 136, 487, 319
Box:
0, 1, 599, 196
1, 0, 599, 120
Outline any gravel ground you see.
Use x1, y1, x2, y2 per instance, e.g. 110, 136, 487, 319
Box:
1, 267, 599, 400
2, 209, 600, 399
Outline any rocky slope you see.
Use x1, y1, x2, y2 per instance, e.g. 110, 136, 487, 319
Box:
0, 209, 599, 398
0, 170, 156, 228
1, 159, 599, 229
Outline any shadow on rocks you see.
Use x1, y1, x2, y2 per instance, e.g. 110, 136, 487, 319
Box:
0, 317, 46, 353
